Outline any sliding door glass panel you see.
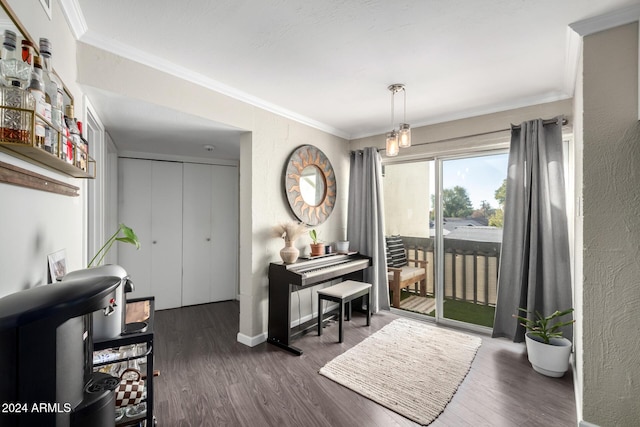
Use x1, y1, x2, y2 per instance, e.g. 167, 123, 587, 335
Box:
382, 160, 436, 317
440, 153, 508, 328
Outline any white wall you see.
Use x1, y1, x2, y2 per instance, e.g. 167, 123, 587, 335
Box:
581, 22, 640, 425
0, 0, 87, 298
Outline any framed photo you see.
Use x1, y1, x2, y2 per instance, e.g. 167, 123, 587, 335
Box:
48, 249, 67, 283
40, 0, 52, 20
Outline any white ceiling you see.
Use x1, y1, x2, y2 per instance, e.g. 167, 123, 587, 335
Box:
66, 0, 639, 160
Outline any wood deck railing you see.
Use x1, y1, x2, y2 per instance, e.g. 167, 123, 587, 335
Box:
399, 236, 500, 306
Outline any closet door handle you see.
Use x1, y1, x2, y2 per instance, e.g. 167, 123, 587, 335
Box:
206, 238, 211, 242
153, 240, 157, 244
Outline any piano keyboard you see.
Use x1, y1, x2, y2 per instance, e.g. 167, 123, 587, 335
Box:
301, 259, 370, 279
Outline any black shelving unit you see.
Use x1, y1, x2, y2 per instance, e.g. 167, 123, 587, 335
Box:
93, 297, 155, 426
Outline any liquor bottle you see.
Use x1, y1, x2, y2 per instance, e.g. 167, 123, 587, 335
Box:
20, 39, 35, 72
39, 38, 63, 132
76, 120, 88, 171
0, 80, 35, 143
60, 115, 69, 161
0, 30, 30, 88
27, 56, 49, 149
64, 105, 78, 164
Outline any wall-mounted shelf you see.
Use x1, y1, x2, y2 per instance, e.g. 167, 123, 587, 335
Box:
0, 106, 95, 179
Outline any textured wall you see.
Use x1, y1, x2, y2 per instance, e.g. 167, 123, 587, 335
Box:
582, 22, 640, 425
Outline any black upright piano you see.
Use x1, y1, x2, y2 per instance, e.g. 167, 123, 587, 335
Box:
268, 252, 372, 355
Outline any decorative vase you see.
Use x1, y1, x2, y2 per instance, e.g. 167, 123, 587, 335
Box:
525, 333, 572, 377
335, 240, 349, 254
280, 240, 299, 264
310, 243, 325, 257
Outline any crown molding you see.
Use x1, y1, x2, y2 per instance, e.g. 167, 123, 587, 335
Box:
569, 4, 640, 36
563, 27, 583, 98
58, 0, 87, 40
570, 4, 640, 121
59, 1, 350, 140
352, 92, 572, 140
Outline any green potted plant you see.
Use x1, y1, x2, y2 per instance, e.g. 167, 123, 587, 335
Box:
514, 307, 575, 377
88, 223, 140, 267
309, 229, 324, 257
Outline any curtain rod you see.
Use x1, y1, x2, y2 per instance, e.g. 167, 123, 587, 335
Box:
378, 117, 569, 151
511, 117, 568, 130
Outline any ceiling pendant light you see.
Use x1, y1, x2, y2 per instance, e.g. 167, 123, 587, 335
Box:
386, 130, 399, 157
385, 84, 411, 156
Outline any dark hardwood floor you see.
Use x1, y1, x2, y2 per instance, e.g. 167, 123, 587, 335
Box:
153, 301, 576, 426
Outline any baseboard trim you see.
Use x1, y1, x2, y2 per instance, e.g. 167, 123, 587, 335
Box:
236, 303, 339, 347
579, 421, 601, 427
237, 331, 267, 347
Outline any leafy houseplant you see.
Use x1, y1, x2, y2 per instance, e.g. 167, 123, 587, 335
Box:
514, 307, 575, 377
515, 308, 575, 344
309, 229, 324, 257
88, 223, 140, 268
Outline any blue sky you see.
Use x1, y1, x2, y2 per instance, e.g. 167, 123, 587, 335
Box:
442, 153, 509, 210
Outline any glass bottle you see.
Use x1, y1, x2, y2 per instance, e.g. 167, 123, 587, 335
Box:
27, 56, 49, 149
64, 104, 77, 164
1, 30, 30, 88
60, 117, 69, 161
77, 120, 88, 171
39, 38, 63, 131
20, 39, 35, 72
0, 79, 35, 143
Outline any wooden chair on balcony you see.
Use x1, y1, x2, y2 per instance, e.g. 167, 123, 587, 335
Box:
385, 235, 428, 308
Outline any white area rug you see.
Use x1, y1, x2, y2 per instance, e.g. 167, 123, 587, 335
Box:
318, 318, 482, 425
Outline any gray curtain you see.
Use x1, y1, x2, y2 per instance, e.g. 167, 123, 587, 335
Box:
492, 116, 573, 343
347, 147, 390, 313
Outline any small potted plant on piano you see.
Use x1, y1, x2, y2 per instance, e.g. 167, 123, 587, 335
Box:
309, 229, 325, 257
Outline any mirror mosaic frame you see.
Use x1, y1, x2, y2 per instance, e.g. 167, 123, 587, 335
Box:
284, 145, 336, 226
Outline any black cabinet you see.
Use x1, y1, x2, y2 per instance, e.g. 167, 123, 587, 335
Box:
93, 297, 155, 426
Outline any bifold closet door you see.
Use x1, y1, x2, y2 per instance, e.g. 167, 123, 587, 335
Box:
118, 158, 153, 300
149, 161, 183, 309
182, 163, 238, 305
118, 159, 183, 310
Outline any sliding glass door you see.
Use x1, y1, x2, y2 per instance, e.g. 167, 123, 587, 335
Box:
439, 153, 507, 328
383, 151, 508, 330
382, 160, 436, 317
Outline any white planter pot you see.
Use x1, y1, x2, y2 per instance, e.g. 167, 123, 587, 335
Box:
525, 333, 572, 377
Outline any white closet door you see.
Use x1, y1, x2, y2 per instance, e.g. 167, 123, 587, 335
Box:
182, 163, 213, 305
118, 158, 153, 299
150, 161, 183, 310
210, 165, 238, 301
182, 163, 238, 305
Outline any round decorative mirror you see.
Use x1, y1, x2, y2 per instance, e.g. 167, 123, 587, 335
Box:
284, 145, 336, 225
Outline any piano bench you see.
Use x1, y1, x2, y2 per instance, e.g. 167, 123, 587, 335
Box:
317, 280, 372, 343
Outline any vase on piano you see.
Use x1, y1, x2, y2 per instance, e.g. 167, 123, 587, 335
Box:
280, 240, 300, 264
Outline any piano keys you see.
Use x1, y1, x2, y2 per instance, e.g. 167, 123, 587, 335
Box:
268, 252, 372, 355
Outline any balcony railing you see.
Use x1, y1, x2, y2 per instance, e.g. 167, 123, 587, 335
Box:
398, 235, 501, 306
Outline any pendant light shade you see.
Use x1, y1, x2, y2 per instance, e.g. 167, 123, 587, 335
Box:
386, 130, 399, 156
385, 84, 411, 155
398, 123, 411, 148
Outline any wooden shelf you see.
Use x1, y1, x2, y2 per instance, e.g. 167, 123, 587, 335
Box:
0, 140, 95, 178
0, 106, 95, 179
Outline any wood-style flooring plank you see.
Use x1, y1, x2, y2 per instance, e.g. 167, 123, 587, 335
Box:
153, 301, 576, 427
